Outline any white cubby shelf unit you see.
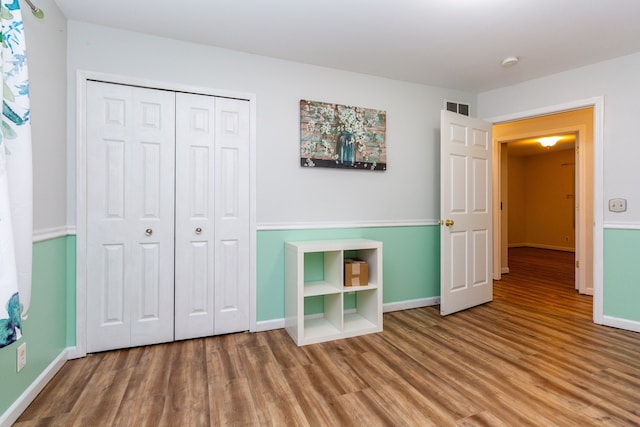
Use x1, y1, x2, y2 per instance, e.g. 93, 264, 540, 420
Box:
284, 239, 383, 346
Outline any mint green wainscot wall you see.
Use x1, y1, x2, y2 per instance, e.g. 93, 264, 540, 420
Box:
256, 225, 440, 322
0, 236, 69, 416
66, 236, 77, 347
603, 228, 640, 322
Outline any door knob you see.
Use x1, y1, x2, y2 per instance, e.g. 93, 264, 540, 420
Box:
145, 228, 153, 236
195, 227, 202, 234
438, 219, 454, 227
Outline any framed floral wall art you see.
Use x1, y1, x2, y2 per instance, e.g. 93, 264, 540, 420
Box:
300, 99, 386, 171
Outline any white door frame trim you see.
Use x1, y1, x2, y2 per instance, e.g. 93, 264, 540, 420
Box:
72, 70, 258, 359
483, 96, 604, 325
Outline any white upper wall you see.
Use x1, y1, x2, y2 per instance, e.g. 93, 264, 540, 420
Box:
478, 52, 640, 225
66, 21, 475, 227
24, 0, 67, 232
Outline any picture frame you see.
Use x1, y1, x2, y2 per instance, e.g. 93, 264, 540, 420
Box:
299, 99, 386, 171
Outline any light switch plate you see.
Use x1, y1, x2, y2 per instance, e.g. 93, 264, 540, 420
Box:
609, 198, 627, 213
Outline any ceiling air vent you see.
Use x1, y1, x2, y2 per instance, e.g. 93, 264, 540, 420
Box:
444, 100, 470, 116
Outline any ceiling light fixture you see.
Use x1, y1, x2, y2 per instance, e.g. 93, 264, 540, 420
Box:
501, 56, 519, 67
538, 136, 561, 147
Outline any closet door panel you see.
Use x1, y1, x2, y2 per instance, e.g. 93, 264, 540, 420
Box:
174, 93, 216, 340
214, 98, 251, 334
86, 82, 134, 352
130, 87, 176, 347
86, 82, 175, 352
101, 244, 126, 324
219, 239, 239, 309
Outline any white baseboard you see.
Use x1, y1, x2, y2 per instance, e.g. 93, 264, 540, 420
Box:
0, 348, 69, 427
508, 243, 527, 248
508, 243, 575, 252
501, 267, 510, 274
66, 346, 85, 360
602, 316, 640, 333
383, 297, 440, 312
253, 297, 440, 332
255, 318, 285, 332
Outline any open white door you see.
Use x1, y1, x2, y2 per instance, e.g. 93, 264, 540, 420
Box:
440, 110, 493, 315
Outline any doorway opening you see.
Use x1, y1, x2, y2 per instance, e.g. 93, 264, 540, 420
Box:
502, 134, 577, 267
491, 107, 595, 300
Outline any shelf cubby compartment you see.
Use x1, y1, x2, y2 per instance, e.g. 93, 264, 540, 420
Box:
303, 249, 343, 293
343, 288, 379, 335
302, 293, 343, 341
345, 248, 380, 288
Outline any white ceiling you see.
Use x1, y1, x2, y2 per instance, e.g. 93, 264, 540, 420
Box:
51, 0, 640, 92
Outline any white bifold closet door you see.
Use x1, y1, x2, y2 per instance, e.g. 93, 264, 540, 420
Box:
86, 81, 250, 353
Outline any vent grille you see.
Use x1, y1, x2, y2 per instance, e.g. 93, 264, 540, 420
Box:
445, 100, 470, 116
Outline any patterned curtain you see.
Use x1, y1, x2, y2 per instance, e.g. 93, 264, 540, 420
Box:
0, 0, 32, 348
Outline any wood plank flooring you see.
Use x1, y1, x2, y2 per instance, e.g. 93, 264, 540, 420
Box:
15, 247, 640, 426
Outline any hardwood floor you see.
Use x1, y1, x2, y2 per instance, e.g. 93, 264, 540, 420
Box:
15, 248, 640, 426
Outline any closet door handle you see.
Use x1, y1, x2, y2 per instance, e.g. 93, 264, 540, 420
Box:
145, 228, 153, 236
195, 227, 202, 234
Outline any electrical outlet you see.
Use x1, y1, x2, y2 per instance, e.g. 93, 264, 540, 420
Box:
17, 342, 26, 372
609, 198, 627, 213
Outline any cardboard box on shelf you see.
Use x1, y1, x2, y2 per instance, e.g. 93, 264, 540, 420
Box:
344, 258, 368, 286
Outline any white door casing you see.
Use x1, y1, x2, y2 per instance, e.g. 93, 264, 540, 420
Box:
86, 81, 176, 352
440, 110, 493, 316
576, 127, 594, 296
575, 139, 581, 291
